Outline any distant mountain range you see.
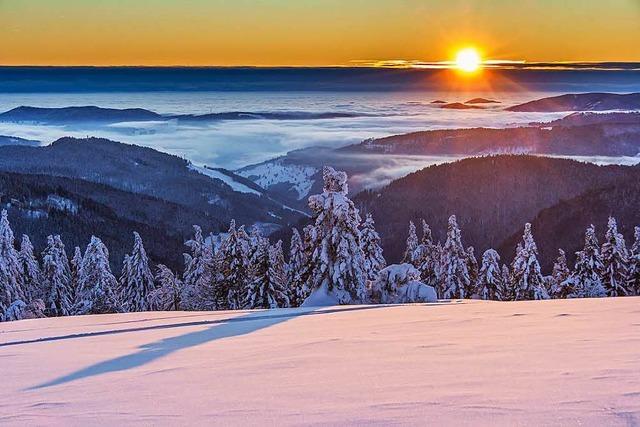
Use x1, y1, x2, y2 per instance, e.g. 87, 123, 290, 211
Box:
0, 106, 366, 125
354, 155, 640, 269
0, 135, 40, 147
237, 111, 640, 206
0, 92, 638, 126
0, 137, 302, 239
345, 111, 640, 157
506, 92, 640, 112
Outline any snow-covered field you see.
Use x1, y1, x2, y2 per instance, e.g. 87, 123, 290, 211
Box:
2, 298, 639, 426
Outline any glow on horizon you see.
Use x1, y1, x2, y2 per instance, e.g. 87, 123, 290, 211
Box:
1, 0, 639, 66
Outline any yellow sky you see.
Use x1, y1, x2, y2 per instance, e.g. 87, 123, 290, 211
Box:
1, 0, 639, 66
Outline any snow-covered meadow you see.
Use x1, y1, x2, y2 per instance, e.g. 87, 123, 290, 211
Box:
2, 298, 639, 425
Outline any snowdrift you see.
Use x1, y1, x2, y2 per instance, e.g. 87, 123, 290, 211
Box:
1, 298, 639, 425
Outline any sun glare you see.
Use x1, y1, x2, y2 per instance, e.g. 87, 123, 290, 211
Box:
455, 48, 482, 73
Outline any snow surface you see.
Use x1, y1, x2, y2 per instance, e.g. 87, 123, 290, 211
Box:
188, 164, 262, 195
237, 160, 317, 200
2, 298, 640, 425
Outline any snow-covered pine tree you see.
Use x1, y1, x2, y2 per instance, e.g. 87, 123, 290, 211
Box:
438, 215, 470, 299
500, 264, 512, 301
74, 236, 120, 314
549, 249, 571, 298
18, 235, 44, 301
0, 210, 25, 318
567, 225, 606, 298
510, 223, 549, 300
627, 227, 640, 296
181, 225, 218, 310
42, 235, 73, 316
70, 246, 83, 298
219, 220, 251, 310
600, 217, 629, 297
360, 213, 386, 282
415, 220, 439, 286
303, 166, 367, 305
150, 264, 183, 310
246, 239, 289, 309
477, 249, 503, 300
401, 221, 419, 265
465, 246, 479, 298
287, 227, 308, 306
120, 232, 156, 312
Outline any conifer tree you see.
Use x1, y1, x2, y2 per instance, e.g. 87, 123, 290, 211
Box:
465, 246, 479, 298
18, 235, 44, 301
439, 215, 470, 299
477, 249, 503, 300
402, 221, 419, 264
415, 220, 439, 286
287, 228, 308, 306
303, 166, 367, 305
0, 210, 25, 317
510, 223, 549, 300
627, 227, 640, 296
70, 246, 83, 298
360, 213, 386, 282
120, 232, 156, 312
150, 264, 183, 311
567, 225, 606, 298
601, 217, 629, 297
181, 225, 218, 310
42, 235, 73, 316
74, 236, 120, 314
246, 239, 289, 309
549, 249, 571, 298
500, 264, 512, 301
219, 221, 251, 309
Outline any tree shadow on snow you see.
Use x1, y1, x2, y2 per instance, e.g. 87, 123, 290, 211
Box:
28, 304, 393, 390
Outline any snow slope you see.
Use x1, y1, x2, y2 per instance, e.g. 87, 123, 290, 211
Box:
237, 160, 317, 200
1, 298, 639, 425
188, 163, 262, 195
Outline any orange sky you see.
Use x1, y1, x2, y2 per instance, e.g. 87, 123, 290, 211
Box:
1, 0, 639, 66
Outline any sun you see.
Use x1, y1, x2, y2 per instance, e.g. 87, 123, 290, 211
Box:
455, 48, 482, 73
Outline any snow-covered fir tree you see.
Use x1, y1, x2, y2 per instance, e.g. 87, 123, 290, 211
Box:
181, 225, 218, 310
549, 249, 571, 299
465, 246, 479, 298
219, 221, 251, 310
566, 225, 606, 298
477, 249, 503, 300
627, 227, 640, 296
246, 239, 289, 309
500, 264, 512, 301
149, 264, 183, 311
287, 227, 308, 306
303, 166, 367, 305
600, 217, 629, 297
415, 220, 439, 287
70, 246, 83, 297
18, 235, 44, 301
120, 232, 156, 312
510, 223, 549, 300
0, 210, 25, 318
439, 215, 471, 299
402, 221, 419, 264
42, 235, 73, 316
360, 213, 386, 282
74, 236, 120, 314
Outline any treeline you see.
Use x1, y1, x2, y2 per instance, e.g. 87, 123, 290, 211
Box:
1, 166, 639, 321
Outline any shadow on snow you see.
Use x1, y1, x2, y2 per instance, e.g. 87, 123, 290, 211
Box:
26, 303, 452, 390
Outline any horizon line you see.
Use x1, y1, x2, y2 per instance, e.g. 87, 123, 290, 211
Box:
1, 61, 639, 71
